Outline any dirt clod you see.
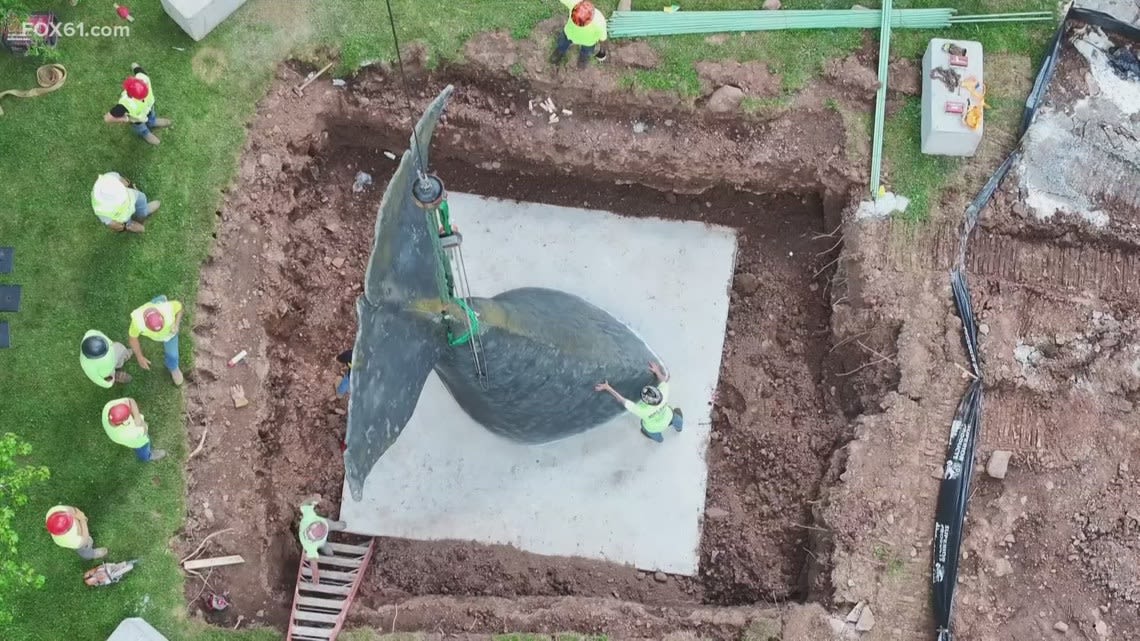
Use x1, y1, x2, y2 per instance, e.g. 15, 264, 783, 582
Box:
986, 450, 1013, 479
736, 272, 761, 295
707, 85, 746, 113
654, 571, 668, 583
1054, 621, 1070, 633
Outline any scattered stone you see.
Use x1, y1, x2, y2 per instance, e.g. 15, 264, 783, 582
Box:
1004, 534, 1016, 544
855, 605, 876, 632
333, 408, 346, 416
632, 121, 648, 134
654, 571, 668, 582
994, 558, 1013, 577
987, 450, 1013, 479
383, 150, 397, 160
352, 171, 373, 193
255, 610, 265, 618
736, 272, 761, 295
706, 506, 730, 520
707, 85, 746, 113
324, 221, 341, 233
1053, 621, 1069, 633
1045, 480, 1055, 491
636, 571, 646, 580
979, 323, 990, 335
331, 256, 346, 268
203, 507, 214, 522
847, 602, 865, 623
1095, 620, 1108, 636
1121, 460, 1130, 474
762, 0, 781, 9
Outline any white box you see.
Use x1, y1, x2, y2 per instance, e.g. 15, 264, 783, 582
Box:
160, 0, 248, 42
921, 38, 985, 157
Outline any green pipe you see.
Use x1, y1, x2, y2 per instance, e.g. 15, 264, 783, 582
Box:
869, 0, 892, 198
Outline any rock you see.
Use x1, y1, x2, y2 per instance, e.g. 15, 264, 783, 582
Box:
255, 610, 265, 618
331, 256, 346, 268
1095, 620, 1108, 636
707, 85, 746, 113
994, 558, 1013, 577
762, 0, 781, 8
706, 506, 730, 520
636, 571, 646, 580
632, 121, 648, 134
737, 272, 761, 295
324, 222, 341, 234
979, 323, 990, 335
654, 571, 668, 582
847, 602, 865, 623
855, 606, 876, 632
987, 450, 1013, 479
1053, 621, 1069, 633
258, 153, 281, 172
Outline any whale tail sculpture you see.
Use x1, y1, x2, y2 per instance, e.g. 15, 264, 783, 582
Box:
343, 86, 661, 501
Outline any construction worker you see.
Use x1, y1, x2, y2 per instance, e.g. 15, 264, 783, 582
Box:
298, 496, 347, 584
128, 295, 184, 386
103, 62, 171, 145
91, 172, 161, 233
45, 506, 107, 560
336, 348, 353, 397
80, 329, 132, 387
550, 0, 608, 69
595, 361, 684, 443
102, 398, 167, 462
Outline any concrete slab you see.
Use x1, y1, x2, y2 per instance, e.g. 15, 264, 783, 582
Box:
160, 0, 248, 41
107, 618, 168, 641
340, 193, 737, 575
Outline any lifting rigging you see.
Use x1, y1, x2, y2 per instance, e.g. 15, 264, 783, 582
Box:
386, 0, 488, 387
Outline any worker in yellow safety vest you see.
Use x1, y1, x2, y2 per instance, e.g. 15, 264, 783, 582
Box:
104, 63, 172, 145
45, 506, 108, 560
80, 329, 133, 387
550, 0, 608, 69
91, 172, 162, 233
102, 398, 167, 462
127, 295, 185, 386
595, 361, 684, 443
297, 495, 348, 584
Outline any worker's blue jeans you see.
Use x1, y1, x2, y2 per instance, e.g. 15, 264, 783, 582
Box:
336, 371, 351, 397
151, 294, 180, 371
131, 108, 158, 137
134, 441, 153, 462
555, 32, 595, 64
132, 191, 151, 220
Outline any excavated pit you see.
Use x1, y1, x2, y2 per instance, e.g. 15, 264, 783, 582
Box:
179, 63, 905, 638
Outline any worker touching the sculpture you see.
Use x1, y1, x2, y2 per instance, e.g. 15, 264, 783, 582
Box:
80, 329, 132, 387
297, 496, 348, 584
550, 0, 608, 69
104, 62, 172, 145
127, 295, 184, 386
45, 506, 107, 560
91, 172, 161, 233
595, 361, 684, 443
335, 348, 353, 398
101, 398, 166, 462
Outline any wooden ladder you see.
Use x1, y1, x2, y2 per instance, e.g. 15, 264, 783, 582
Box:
286, 534, 375, 641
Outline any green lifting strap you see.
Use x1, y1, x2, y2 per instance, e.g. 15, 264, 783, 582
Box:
447, 298, 480, 346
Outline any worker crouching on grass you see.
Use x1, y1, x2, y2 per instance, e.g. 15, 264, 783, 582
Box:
595, 361, 684, 443
102, 398, 167, 462
104, 63, 171, 145
128, 295, 185, 386
80, 329, 132, 387
91, 172, 161, 233
551, 0, 608, 69
298, 496, 348, 584
45, 506, 107, 560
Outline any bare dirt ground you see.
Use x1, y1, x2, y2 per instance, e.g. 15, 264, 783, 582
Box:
175, 19, 1140, 641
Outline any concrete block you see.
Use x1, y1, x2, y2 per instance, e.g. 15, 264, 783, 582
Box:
921, 38, 984, 157
160, 0, 248, 41
341, 192, 737, 575
107, 618, 169, 641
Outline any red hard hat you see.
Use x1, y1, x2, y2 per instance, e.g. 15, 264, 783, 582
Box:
46, 510, 74, 535
123, 77, 149, 100
143, 308, 165, 332
108, 403, 132, 426
571, 1, 595, 27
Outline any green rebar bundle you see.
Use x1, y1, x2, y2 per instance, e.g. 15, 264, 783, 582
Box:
607, 9, 1053, 38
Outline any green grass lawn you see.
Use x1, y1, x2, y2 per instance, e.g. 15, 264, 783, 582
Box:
0, 0, 1056, 639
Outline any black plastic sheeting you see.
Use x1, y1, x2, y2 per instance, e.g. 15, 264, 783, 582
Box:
342, 86, 662, 501
930, 8, 1140, 640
